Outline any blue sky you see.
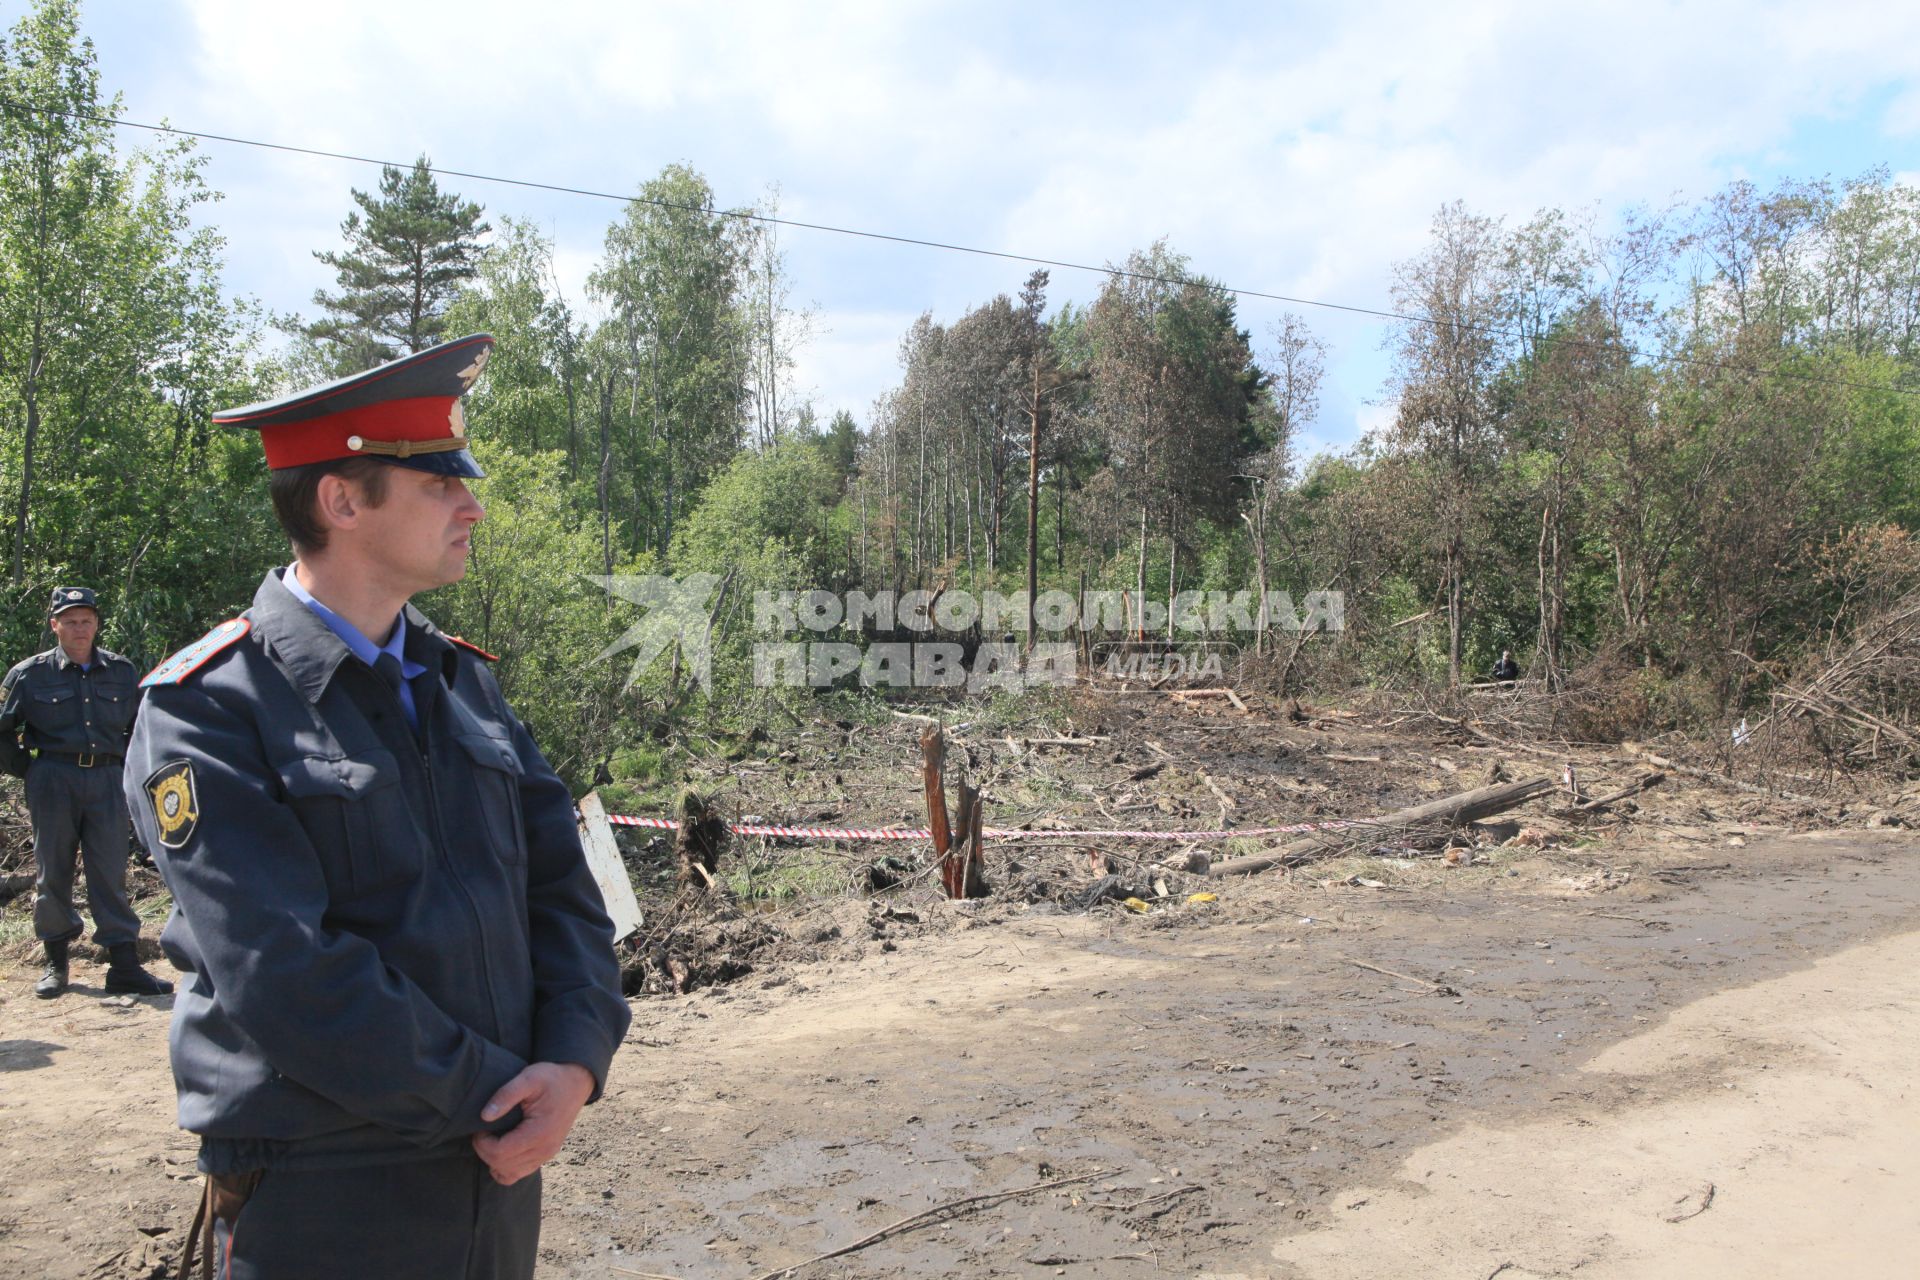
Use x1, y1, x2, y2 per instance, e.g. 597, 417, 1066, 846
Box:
74, 0, 1920, 457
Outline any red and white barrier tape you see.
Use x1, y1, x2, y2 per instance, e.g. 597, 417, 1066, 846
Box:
603, 813, 1366, 842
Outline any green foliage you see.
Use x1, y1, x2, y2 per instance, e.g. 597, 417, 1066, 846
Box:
443, 218, 585, 467
0, 0, 269, 671
303, 155, 488, 372
431, 440, 651, 786
589, 164, 751, 556
818, 409, 858, 481
672, 439, 844, 586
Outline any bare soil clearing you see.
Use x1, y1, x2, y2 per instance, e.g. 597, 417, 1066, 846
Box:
3, 696, 1917, 1278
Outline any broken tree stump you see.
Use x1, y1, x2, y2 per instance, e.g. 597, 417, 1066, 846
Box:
949, 776, 990, 898
674, 788, 730, 894
921, 724, 953, 864
1209, 777, 1554, 877
920, 724, 989, 899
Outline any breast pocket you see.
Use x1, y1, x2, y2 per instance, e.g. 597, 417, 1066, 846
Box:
29, 686, 78, 731
453, 732, 527, 867
275, 750, 421, 897
94, 684, 135, 736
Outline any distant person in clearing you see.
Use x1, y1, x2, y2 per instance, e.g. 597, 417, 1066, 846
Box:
0, 586, 171, 1000
1491, 650, 1521, 684
125, 335, 630, 1280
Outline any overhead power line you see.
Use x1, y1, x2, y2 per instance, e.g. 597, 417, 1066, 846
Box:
3, 95, 1916, 399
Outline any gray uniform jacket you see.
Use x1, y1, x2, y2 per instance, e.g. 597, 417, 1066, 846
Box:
0, 646, 140, 775
125, 570, 630, 1171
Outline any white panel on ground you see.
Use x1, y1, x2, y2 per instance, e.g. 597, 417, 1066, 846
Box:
577, 790, 643, 942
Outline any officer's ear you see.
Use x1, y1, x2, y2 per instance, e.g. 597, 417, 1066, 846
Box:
313, 472, 369, 533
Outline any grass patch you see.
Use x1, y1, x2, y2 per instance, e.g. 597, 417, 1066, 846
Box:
725, 844, 859, 904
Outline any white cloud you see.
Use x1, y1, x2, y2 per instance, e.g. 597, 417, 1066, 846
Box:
1353, 400, 1398, 446
792, 309, 917, 423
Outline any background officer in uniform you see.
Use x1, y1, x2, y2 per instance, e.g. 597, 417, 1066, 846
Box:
0, 587, 172, 999
126, 334, 629, 1280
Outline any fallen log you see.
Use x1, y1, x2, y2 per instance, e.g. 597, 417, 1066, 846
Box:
1197, 770, 1236, 810
1621, 745, 1819, 805
1575, 771, 1665, 813
1209, 777, 1553, 877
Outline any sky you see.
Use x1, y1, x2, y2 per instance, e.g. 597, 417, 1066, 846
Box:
65, 0, 1920, 458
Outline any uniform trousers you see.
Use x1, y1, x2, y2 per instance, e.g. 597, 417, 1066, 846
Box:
26, 756, 139, 946
214, 1153, 541, 1280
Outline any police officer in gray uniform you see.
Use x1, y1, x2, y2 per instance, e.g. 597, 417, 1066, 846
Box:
0, 586, 172, 998
126, 335, 630, 1280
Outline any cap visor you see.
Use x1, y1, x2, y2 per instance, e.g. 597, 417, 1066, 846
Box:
380, 449, 485, 479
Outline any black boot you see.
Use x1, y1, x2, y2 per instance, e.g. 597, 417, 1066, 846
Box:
105, 942, 173, 996
34, 938, 69, 999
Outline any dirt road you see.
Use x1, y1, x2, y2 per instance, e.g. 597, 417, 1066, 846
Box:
3, 830, 1916, 1278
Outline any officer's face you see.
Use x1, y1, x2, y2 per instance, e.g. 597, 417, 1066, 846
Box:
356, 467, 487, 593
50, 608, 98, 657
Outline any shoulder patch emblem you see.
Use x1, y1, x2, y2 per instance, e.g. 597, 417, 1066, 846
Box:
146, 760, 200, 849
141, 618, 252, 687
446, 635, 500, 662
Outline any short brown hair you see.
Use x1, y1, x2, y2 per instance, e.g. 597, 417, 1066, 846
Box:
269, 458, 392, 555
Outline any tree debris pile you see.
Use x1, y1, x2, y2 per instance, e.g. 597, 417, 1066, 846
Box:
619, 896, 790, 997
1758, 591, 1920, 774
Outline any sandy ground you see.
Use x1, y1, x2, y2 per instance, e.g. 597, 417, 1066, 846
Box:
3, 828, 1916, 1279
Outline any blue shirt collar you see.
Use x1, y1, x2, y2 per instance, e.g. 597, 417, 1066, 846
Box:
282, 565, 427, 679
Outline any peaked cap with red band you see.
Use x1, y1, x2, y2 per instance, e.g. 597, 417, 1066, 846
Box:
213, 334, 493, 477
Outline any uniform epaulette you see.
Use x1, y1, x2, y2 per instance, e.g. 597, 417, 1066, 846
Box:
446, 635, 500, 662
141, 618, 252, 687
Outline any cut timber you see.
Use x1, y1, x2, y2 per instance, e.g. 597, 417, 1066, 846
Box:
1198, 771, 1237, 810
576, 791, 643, 942
1209, 777, 1554, 877
1575, 771, 1666, 813
1621, 745, 1818, 804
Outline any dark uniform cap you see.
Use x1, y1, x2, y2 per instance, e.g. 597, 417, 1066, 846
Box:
49, 586, 97, 616
212, 334, 493, 478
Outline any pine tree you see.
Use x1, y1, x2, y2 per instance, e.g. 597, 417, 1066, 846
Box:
305, 155, 488, 371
